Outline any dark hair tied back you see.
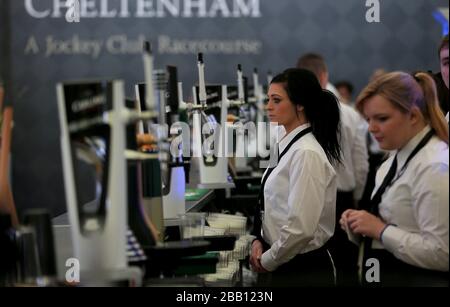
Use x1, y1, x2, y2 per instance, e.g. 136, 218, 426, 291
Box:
271, 68, 342, 165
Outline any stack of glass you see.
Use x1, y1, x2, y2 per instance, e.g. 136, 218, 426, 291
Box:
200, 213, 254, 286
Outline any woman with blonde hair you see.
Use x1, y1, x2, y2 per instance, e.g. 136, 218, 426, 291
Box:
340, 71, 448, 286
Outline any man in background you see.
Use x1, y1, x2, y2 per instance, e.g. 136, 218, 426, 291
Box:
439, 35, 449, 90
437, 34, 448, 120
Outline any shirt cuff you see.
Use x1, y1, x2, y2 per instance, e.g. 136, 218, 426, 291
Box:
379, 224, 392, 243
260, 249, 279, 272
379, 224, 403, 252
354, 188, 363, 202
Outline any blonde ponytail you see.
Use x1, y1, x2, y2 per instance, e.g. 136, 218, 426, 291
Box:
414, 72, 449, 144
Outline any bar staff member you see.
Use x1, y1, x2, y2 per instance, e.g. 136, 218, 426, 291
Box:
250, 68, 341, 286
341, 71, 449, 286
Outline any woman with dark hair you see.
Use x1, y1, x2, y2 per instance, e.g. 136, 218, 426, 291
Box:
250, 68, 341, 286
340, 71, 449, 286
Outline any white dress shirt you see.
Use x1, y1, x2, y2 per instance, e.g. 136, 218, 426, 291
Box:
260, 123, 337, 272
326, 82, 341, 101
374, 126, 449, 272
334, 103, 369, 201
327, 81, 370, 193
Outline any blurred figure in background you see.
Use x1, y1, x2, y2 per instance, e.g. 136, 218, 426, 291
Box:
434, 34, 449, 120
370, 68, 387, 83
335, 81, 355, 106
439, 34, 449, 91
296, 53, 343, 100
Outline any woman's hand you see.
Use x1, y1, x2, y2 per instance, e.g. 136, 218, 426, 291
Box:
339, 209, 354, 231
346, 210, 386, 240
250, 240, 269, 273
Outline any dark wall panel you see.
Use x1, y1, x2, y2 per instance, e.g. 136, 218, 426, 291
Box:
6, 0, 449, 216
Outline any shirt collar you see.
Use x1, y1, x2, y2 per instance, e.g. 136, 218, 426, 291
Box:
278, 123, 312, 153
395, 125, 432, 170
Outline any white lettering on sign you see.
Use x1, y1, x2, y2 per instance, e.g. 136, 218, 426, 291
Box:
24, 0, 262, 18
24, 34, 262, 57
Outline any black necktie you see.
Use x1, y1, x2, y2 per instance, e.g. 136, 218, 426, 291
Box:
368, 129, 434, 219
370, 155, 398, 216
358, 154, 397, 283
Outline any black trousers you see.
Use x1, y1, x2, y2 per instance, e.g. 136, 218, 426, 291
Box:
327, 191, 359, 286
256, 243, 335, 287
362, 249, 449, 287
